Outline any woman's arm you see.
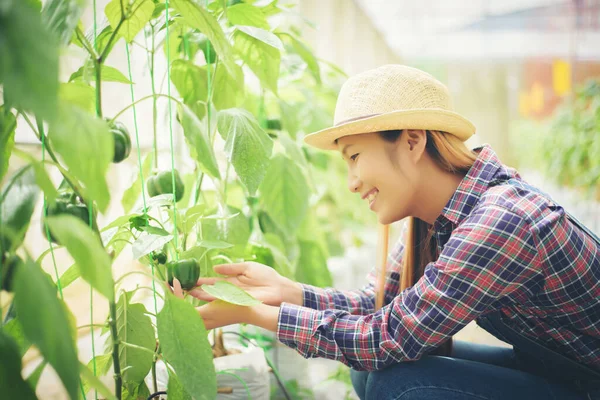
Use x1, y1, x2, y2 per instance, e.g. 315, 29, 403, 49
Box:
260, 205, 543, 371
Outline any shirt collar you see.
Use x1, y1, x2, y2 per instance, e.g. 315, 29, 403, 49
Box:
434, 144, 516, 231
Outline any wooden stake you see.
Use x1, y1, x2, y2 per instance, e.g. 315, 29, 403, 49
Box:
375, 223, 390, 311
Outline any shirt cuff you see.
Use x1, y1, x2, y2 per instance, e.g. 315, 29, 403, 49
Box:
276, 302, 320, 357
300, 283, 327, 310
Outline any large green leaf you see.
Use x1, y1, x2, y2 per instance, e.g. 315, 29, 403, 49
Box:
201, 281, 261, 306
233, 26, 282, 94
201, 205, 250, 256
0, 329, 37, 400
212, 62, 245, 111
0, 107, 16, 182
167, 370, 193, 400
105, 0, 154, 43
278, 32, 321, 84
59, 81, 96, 113
170, 59, 209, 105
70, 64, 132, 84
258, 153, 309, 236
48, 104, 112, 212
13, 258, 80, 400
216, 108, 273, 195
0, 166, 40, 253
121, 151, 154, 213
157, 293, 216, 400
179, 104, 220, 179
295, 240, 333, 288
227, 3, 270, 29
171, 0, 242, 85
114, 293, 155, 384
42, 0, 85, 46
0, 0, 59, 122
47, 215, 114, 300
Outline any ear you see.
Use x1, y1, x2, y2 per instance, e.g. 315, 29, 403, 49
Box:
405, 130, 427, 162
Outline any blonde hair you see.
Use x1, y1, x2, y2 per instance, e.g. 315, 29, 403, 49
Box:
381, 129, 477, 356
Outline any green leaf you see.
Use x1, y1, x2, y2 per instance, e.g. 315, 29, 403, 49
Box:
48, 104, 112, 212
131, 232, 174, 260
171, 0, 242, 85
278, 32, 321, 84
42, 0, 85, 46
0, 329, 37, 400
212, 63, 245, 111
79, 362, 117, 400
47, 215, 114, 300
0, 166, 40, 253
122, 380, 151, 400
0, 107, 16, 182
114, 293, 155, 384
105, 0, 154, 43
201, 205, 250, 255
233, 26, 281, 94
170, 59, 208, 105
26, 360, 47, 391
201, 281, 261, 306
60, 81, 95, 113
57, 262, 81, 290
32, 162, 58, 206
258, 153, 310, 236
14, 258, 80, 400
157, 293, 217, 400
70, 64, 132, 84
216, 108, 273, 195
122, 151, 153, 213
3, 317, 31, 357
179, 104, 221, 179
227, 3, 270, 29
167, 370, 193, 400
0, 0, 59, 122
295, 240, 333, 288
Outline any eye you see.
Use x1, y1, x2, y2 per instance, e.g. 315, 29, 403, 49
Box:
350, 153, 359, 161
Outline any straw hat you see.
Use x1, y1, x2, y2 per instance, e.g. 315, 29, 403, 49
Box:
303, 64, 476, 151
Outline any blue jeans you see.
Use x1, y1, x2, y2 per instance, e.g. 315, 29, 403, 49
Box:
350, 340, 595, 400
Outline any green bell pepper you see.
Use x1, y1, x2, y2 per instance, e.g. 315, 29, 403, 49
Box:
108, 120, 132, 163
147, 170, 185, 202
167, 258, 200, 290
42, 190, 97, 243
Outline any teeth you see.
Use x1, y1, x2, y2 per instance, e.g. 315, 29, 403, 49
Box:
366, 190, 378, 202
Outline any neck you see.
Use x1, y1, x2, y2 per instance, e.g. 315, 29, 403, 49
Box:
413, 166, 464, 225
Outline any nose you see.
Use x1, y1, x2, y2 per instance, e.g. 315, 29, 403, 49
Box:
347, 170, 361, 194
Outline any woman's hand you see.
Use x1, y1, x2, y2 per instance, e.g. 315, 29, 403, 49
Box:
168, 277, 279, 331
188, 261, 303, 307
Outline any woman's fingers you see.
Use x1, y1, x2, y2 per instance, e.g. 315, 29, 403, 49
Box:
172, 277, 184, 299
213, 263, 248, 276
187, 287, 217, 301
195, 277, 220, 286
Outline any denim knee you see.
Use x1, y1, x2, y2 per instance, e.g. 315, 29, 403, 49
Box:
350, 369, 370, 400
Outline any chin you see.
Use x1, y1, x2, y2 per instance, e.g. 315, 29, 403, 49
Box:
377, 212, 403, 225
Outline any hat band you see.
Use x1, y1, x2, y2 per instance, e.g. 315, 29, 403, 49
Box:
334, 113, 381, 127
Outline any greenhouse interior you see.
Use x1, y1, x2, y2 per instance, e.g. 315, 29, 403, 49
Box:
1, 0, 599, 399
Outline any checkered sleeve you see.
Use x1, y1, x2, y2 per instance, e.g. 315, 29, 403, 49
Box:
277, 205, 544, 371
300, 227, 407, 315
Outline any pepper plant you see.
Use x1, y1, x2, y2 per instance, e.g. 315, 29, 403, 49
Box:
0, 0, 373, 399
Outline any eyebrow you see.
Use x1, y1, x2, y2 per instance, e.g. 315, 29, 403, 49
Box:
341, 144, 354, 159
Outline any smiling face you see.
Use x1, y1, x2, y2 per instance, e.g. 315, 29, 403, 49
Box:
337, 130, 423, 225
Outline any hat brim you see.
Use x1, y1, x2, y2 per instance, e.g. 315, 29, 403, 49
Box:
303, 108, 476, 151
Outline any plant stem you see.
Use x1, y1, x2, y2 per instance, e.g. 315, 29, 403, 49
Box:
109, 300, 122, 400
151, 358, 158, 393
95, 60, 103, 118
192, 171, 205, 206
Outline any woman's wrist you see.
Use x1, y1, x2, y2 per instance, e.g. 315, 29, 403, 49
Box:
246, 303, 280, 332
279, 276, 304, 306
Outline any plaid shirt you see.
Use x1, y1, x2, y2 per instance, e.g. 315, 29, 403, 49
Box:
277, 145, 600, 372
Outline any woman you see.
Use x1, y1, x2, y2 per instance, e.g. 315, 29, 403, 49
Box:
172, 65, 600, 399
